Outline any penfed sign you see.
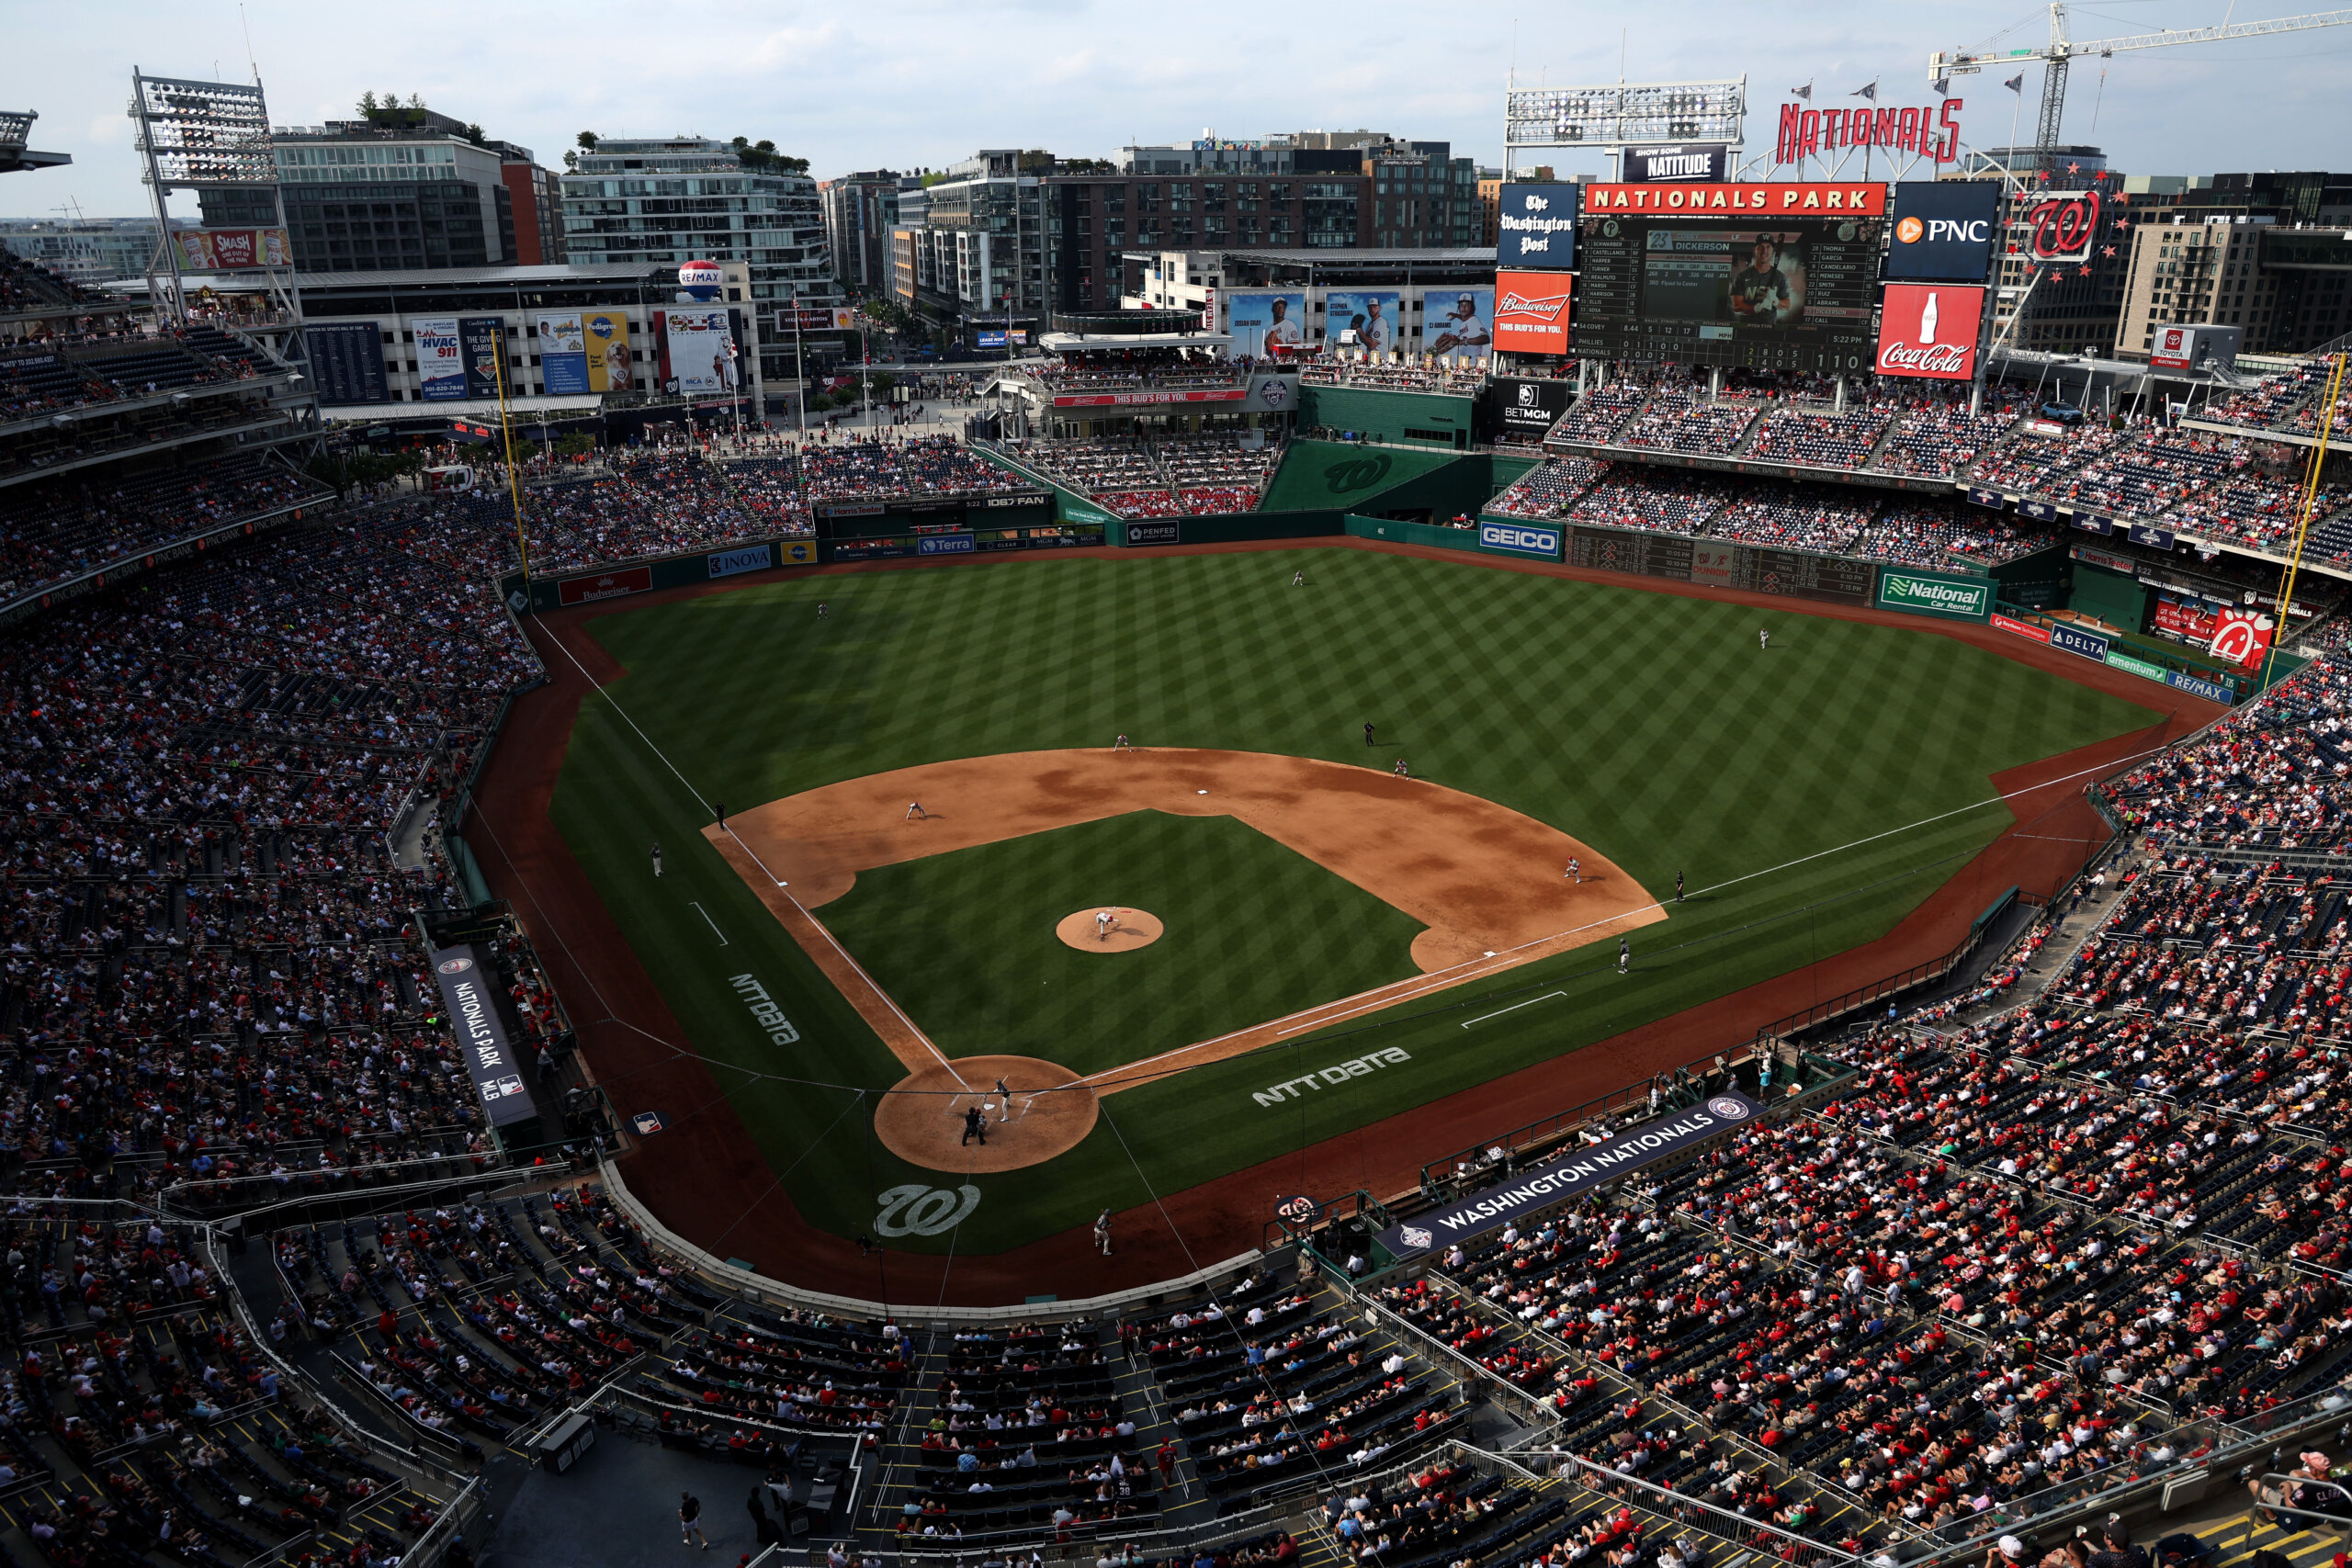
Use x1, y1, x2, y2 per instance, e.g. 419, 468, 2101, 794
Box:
1876, 569, 1992, 621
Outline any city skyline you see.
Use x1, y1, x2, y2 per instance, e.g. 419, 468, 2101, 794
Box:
9, 0, 2351, 220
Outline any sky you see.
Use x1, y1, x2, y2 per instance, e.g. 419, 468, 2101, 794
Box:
9, 0, 2351, 221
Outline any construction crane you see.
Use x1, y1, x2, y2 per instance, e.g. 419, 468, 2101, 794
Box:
1931, 4, 2352, 171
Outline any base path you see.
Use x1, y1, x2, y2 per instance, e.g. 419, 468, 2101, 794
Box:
707, 747, 1665, 1155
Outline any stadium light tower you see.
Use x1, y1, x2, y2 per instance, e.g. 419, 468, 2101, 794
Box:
1502, 78, 1746, 181
1930, 3, 2352, 172
127, 68, 317, 446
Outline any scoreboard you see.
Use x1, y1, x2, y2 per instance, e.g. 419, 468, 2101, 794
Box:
1573, 182, 1886, 373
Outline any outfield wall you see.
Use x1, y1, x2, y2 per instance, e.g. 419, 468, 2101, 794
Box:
1297, 385, 1476, 448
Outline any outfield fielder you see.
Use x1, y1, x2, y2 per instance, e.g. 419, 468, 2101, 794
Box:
1758, 626, 1770, 650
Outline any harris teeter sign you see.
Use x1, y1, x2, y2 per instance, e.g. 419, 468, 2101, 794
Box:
1377, 1091, 1760, 1262
1875, 570, 1992, 621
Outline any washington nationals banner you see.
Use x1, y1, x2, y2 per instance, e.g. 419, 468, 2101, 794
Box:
1377, 1090, 1762, 1261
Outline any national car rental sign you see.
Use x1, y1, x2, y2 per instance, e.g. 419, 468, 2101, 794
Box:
1875, 283, 1983, 381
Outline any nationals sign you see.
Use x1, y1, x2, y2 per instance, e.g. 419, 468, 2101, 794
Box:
1582, 181, 1887, 216
1494, 270, 1574, 355
2019, 189, 2102, 263
1875, 283, 1984, 381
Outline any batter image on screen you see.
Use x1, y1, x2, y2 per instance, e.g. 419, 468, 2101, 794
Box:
1643, 228, 1807, 325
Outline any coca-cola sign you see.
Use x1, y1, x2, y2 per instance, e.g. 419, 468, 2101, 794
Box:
1875, 283, 1982, 382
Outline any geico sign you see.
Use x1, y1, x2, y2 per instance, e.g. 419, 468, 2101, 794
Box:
1480, 524, 1558, 555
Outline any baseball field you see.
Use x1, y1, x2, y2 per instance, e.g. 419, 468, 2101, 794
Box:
528, 542, 2165, 1264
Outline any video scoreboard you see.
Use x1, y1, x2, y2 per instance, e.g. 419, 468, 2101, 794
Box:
1573, 182, 1887, 373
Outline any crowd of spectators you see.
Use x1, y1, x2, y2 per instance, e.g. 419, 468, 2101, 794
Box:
1618, 391, 1763, 457
1301, 357, 1488, 394
1865, 501, 2057, 570
0, 453, 327, 603
1024, 348, 1245, 393
1487, 458, 1604, 520
1871, 388, 2030, 480
798, 434, 1027, 503
1745, 403, 1896, 471
1707, 484, 1879, 554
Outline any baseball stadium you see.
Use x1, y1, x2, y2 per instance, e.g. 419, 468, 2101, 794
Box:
8, 46, 2352, 1568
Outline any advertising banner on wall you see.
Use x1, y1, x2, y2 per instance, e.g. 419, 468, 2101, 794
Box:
1377, 1091, 1761, 1261
1495, 270, 1574, 355
413, 317, 466, 401
2208, 607, 2275, 670
301, 321, 386, 405
1886, 181, 2001, 282
1226, 291, 1307, 357
1876, 568, 1993, 620
1623, 146, 1731, 183
582, 309, 635, 393
1325, 291, 1401, 354
458, 316, 507, 400
1423, 288, 1494, 361
537, 313, 589, 395
1492, 378, 1573, 441
173, 227, 291, 270
1497, 182, 1580, 268
660, 308, 736, 395
426, 945, 537, 1128
1875, 284, 1984, 381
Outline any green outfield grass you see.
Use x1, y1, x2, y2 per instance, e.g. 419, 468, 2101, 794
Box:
818, 810, 1429, 1074
546, 546, 2162, 1259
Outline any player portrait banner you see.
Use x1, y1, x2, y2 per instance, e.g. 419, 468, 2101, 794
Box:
1886, 181, 2001, 282
1227, 291, 1307, 357
582, 309, 635, 394
1379, 1091, 1762, 1261
1494, 270, 1574, 355
1875, 284, 1984, 381
1583, 181, 1887, 216
412, 317, 466, 402
173, 226, 290, 270
1423, 288, 1494, 362
1496, 183, 1579, 269
660, 307, 736, 395
537, 313, 590, 395
427, 944, 537, 1128
1325, 290, 1402, 355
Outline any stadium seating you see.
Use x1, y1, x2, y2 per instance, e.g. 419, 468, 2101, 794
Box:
1486, 457, 1602, 519
1302, 358, 1487, 394
0, 452, 327, 599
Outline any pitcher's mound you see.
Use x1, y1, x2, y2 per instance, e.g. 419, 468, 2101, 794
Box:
875, 1055, 1098, 1173
1055, 908, 1163, 953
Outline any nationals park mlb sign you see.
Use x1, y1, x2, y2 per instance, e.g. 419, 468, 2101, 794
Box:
1876, 284, 1984, 382
1582, 182, 1888, 216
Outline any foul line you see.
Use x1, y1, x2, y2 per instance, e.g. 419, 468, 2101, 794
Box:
1462, 991, 1566, 1029
532, 613, 971, 1091
687, 901, 729, 945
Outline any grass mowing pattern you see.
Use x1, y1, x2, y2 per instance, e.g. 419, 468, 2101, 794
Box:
818, 811, 1429, 1075
549, 547, 2161, 1255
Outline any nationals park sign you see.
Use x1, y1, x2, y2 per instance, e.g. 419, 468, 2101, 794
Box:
1377, 1091, 1761, 1261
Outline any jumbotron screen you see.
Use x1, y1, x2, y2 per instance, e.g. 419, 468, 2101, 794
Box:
1574, 182, 1887, 372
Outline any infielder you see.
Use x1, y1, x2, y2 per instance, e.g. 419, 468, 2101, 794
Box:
1095, 908, 1119, 942
1393, 757, 1410, 779
1113, 733, 1133, 751
905, 801, 927, 820
650, 842, 662, 878
1566, 857, 1581, 884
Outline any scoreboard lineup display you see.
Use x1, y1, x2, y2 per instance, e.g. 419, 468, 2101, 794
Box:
1574, 182, 1888, 373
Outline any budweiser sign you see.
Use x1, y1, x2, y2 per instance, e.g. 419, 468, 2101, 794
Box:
1497, 288, 1566, 321
1874, 283, 1982, 382
1494, 269, 1573, 355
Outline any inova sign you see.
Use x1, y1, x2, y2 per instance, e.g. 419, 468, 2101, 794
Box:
1876, 570, 1991, 621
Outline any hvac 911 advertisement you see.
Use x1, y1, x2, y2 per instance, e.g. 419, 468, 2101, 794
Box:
1574, 183, 1886, 372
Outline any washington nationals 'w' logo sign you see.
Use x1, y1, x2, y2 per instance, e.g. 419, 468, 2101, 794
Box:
2024, 190, 2101, 262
